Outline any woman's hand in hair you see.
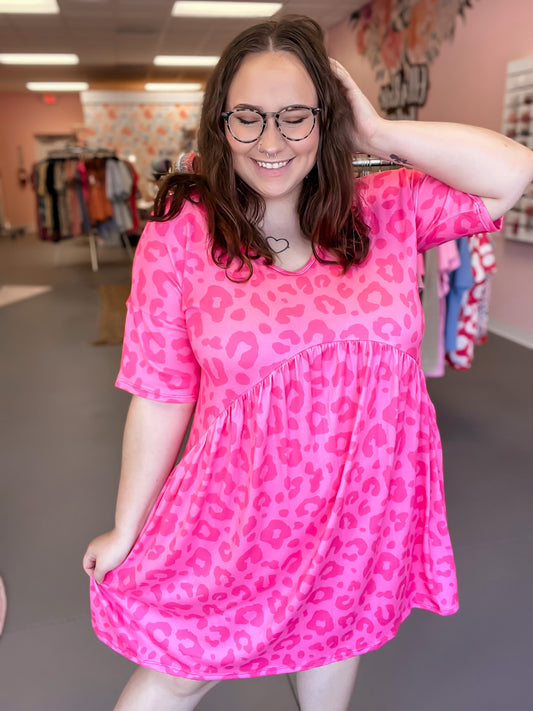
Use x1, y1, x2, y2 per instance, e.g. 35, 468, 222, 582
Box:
329, 58, 385, 155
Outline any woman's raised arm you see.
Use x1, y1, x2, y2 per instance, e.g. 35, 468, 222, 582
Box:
331, 59, 533, 221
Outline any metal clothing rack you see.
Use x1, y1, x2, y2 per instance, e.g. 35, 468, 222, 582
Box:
352, 157, 399, 168
352, 156, 401, 177
44, 144, 116, 161
54, 231, 134, 273
38, 147, 134, 271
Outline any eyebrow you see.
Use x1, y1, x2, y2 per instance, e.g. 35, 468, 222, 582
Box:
231, 103, 310, 112
232, 103, 263, 111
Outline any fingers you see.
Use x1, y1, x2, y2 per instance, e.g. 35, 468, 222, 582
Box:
82, 549, 95, 578
329, 58, 356, 87
83, 549, 108, 584
83, 531, 134, 585
93, 568, 107, 586
329, 58, 346, 72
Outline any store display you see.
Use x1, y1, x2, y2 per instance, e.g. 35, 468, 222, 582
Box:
502, 57, 533, 243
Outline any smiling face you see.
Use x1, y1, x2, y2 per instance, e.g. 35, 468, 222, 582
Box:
224, 51, 320, 208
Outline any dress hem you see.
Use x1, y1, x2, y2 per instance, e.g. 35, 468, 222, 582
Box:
92, 601, 459, 681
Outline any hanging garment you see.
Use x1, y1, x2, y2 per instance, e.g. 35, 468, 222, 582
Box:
420, 247, 440, 374
105, 158, 133, 232
65, 159, 82, 237
86, 158, 114, 224
476, 278, 492, 345
125, 160, 141, 233
45, 161, 60, 237
33, 152, 123, 241
421, 241, 461, 378
444, 237, 474, 352
97, 217, 122, 246
417, 253, 425, 291
54, 160, 70, 240
446, 233, 497, 370
76, 160, 92, 234
33, 162, 51, 239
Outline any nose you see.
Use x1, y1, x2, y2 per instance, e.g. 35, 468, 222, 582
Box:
259, 115, 285, 154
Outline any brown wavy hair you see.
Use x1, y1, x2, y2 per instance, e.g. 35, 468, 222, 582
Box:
152, 15, 369, 280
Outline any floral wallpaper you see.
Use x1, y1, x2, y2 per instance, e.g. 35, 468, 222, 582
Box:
351, 0, 476, 117
80, 94, 201, 200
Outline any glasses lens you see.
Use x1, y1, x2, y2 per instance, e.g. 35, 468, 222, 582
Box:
228, 110, 264, 142
278, 107, 315, 140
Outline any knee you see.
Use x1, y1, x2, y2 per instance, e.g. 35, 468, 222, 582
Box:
164, 674, 219, 700
116, 667, 219, 709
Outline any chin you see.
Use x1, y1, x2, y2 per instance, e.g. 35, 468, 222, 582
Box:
246, 175, 303, 201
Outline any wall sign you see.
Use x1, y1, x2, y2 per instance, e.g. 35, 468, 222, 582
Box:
351, 0, 475, 119
378, 57, 429, 119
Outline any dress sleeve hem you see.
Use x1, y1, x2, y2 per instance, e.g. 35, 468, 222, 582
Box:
115, 377, 198, 404
472, 195, 504, 233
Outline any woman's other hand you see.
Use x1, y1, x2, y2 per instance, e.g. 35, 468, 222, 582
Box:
329, 58, 384, 154
83, 529, 136, 585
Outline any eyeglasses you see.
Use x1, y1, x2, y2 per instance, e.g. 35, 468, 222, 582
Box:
221, 105, 320, 143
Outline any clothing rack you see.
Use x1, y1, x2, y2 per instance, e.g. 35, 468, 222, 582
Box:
43, 145, 116, 161
352, 157, 399, 168
33, 147, 137, 271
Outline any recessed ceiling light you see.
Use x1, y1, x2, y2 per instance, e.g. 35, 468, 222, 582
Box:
26, 82, 89, 92
171, 2, 282, 18
0, 0, 59, 13
153, 55, 219, 67
0, 54, 79, 65
144, 82, 203, 92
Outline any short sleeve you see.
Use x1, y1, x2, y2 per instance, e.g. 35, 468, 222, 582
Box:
115, 217, 201, 402
406, 170, 503, 252
357, 169, 503, 254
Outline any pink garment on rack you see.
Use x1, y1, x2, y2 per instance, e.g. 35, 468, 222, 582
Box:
90, 169, 501, 680
446, 233, 497, 370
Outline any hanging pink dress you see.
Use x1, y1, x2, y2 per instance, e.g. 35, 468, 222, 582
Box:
90, 169, 501, 679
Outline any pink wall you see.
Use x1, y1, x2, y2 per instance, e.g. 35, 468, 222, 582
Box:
325, 19, 379, 108
0, 93, 84, 229
327, 0, 533, 345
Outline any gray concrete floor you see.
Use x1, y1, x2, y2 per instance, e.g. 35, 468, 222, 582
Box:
0, 233, 532, 711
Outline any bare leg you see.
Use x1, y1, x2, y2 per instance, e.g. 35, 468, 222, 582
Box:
294, 657, 361, 711
114, 666, 219, 711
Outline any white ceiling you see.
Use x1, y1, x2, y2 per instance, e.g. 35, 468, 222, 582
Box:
0, 0, 364, 91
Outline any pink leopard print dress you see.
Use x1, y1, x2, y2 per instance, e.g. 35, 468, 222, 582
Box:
90, 169, 501, 679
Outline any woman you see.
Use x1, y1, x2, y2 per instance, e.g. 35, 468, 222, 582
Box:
83, 16, 533, 711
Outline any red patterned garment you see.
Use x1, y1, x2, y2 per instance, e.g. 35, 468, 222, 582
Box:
446, 233, 497, 371
90, 169, 501, 679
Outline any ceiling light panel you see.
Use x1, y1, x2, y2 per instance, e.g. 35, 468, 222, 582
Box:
27, 81, 89, 91
171, 2, 282, 18
144, 82, 203, 91
153, 55, 219, 67
0, 0, 59, 12
0, 54, 79, 65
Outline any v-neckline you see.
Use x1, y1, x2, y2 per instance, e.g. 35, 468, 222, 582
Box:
268, 254, 316, 275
